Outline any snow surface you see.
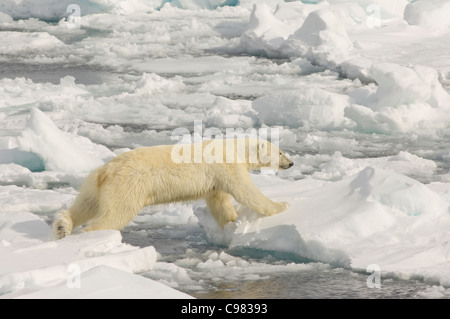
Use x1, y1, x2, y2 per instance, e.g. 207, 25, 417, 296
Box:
197, 167, 450, 285
0, 209, 191, 298
1, 0, 450, 298
404, 0, 450, 30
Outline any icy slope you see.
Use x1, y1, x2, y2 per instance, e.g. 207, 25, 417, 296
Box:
0, 208, 190, 298
19, 107, 114, 173
197, 167, 450, 286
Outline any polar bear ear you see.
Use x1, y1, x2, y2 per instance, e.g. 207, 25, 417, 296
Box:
259, 141, 268, 156
260, 141, 266, 150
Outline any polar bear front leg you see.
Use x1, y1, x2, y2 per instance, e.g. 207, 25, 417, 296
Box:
206, 190, 238, 227
222, 169, 289, 217
231, 185, 288, 217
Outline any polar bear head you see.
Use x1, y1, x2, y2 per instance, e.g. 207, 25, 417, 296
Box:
256, 140, 293, 170
172, 137, 293, 171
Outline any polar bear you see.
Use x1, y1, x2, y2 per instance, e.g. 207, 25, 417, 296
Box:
52, 138, 293, 239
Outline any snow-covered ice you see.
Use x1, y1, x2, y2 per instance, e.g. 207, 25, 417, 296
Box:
0, 208, 190, 298
1, 0, 450, 298
404, 0, 450, 30
197, 167, 450, 285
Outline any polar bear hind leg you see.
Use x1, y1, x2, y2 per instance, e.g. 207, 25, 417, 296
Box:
52, 210, 73, 240
82, 199, 144, 232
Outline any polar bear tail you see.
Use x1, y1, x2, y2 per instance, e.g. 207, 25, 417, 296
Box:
52, 210, 73, 240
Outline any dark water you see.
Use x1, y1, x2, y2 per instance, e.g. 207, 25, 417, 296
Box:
190, 270, 430, 299
0, 62, 112, 85
121, 223, 439, 299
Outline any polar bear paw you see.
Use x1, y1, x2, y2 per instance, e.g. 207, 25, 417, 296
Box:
264, 201, 289, 216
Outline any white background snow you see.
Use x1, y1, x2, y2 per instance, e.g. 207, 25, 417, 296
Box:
1, 0, 450, 299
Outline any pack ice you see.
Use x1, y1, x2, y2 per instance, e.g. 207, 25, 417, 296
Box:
1, 0, 450, 298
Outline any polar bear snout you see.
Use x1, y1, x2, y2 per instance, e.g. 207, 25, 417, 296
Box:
278, 151, 294, 170
279, 158, 294, 170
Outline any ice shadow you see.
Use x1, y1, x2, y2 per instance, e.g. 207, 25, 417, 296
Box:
10, 219, 50, 242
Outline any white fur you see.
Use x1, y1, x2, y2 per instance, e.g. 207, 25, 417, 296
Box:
52, 138, 293, 239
